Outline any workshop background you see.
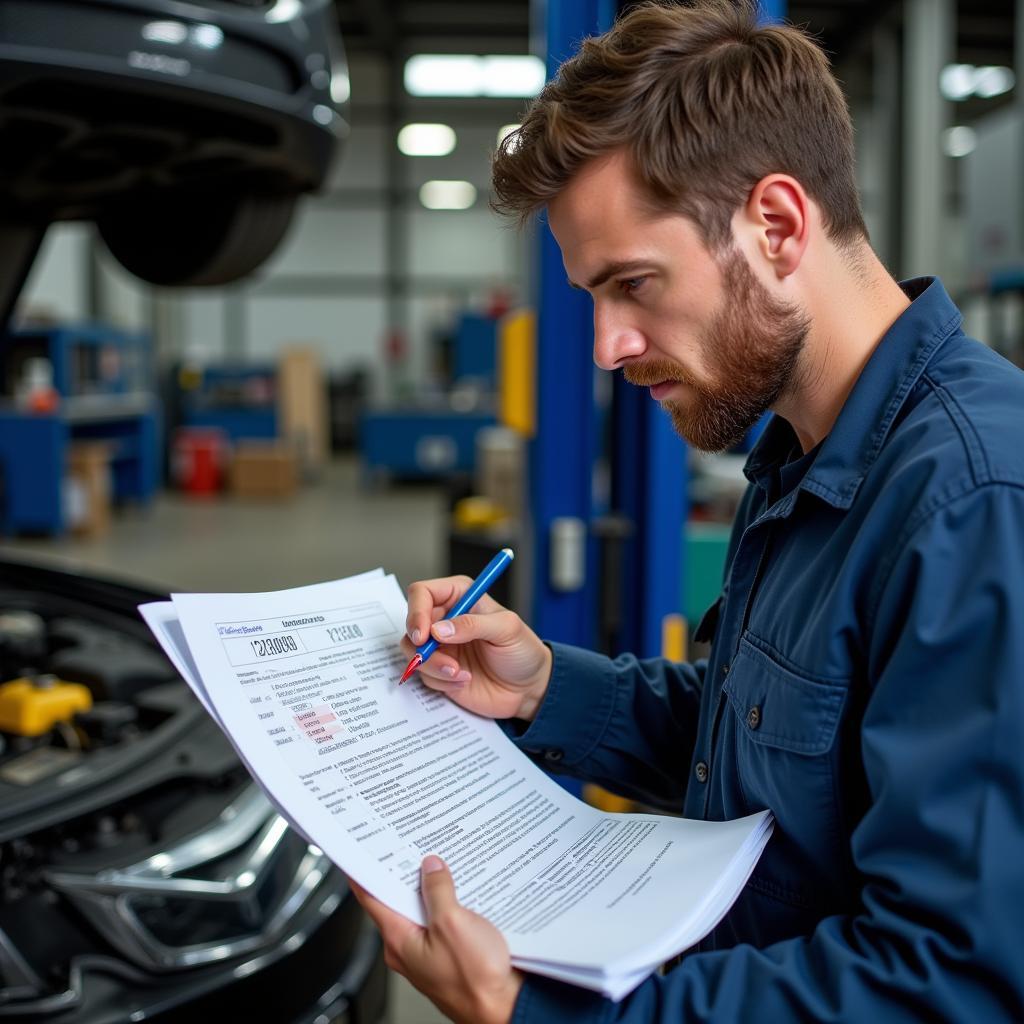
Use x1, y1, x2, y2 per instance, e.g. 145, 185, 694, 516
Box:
0, 0, 1020, 1022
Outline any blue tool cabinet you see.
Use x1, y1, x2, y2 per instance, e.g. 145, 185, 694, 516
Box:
0, 325, 161, 535
359, 408, 496, 481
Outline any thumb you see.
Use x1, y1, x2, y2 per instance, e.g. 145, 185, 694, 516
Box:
420, 854, 458, 920
431, 610, 520, 647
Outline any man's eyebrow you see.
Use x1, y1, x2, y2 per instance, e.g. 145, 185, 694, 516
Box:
567, 260, 655, 291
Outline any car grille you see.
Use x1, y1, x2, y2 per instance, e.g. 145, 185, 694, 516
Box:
42, 785, 332, 972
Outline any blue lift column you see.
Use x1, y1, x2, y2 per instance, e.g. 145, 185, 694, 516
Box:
529, 0, 616, 650
611, 0, 786, 658
530, 0, 785, 657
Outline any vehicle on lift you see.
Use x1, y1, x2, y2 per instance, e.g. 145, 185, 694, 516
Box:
0, 557, 386, 1022
0, 0, 348, 315
0, 5, 376, 1017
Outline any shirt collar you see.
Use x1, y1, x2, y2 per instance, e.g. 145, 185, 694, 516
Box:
743, 277, 964, 509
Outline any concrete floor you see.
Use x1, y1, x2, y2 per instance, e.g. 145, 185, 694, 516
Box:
0, 455, 450, 1024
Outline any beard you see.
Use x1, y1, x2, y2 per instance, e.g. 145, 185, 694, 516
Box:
623, 249, 810, 452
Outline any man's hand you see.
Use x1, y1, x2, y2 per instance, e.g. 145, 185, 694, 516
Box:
350, 856, 523, 1024
404, 575, 551, 722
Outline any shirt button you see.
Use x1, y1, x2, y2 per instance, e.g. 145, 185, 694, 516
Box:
544, 749, 564, 763
747, 705, 761, 730
694, 761, 709, 783
722, 663, 730, 676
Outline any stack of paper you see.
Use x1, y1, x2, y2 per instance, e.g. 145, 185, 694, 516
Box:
140, 571, 772, 1000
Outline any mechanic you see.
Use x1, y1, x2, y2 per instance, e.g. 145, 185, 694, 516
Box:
350, 1, 1024, 1021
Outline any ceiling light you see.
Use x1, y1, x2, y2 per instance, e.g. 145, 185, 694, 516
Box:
398, 123, 457, 156
406, 55, 483, 97
940, 63, 1015, 101
404, 55, 546, 98
497, 123, 522, 150
419, 180, 477, 210
943, 125, 977, 158
480, 56, 546, 97
973, 65, 1015, 99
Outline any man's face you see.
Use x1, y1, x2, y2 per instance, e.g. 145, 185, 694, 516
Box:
548, 151, 809, 452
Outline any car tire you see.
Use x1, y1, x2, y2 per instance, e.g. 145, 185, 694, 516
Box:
97, 188, 297, 286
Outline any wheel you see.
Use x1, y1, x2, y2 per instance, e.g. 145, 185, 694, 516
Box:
97, 188, 297, 286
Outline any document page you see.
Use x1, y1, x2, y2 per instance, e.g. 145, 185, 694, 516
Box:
152, 573, 771, 996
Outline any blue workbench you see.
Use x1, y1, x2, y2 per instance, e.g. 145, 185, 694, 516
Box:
0, 394, 161, 535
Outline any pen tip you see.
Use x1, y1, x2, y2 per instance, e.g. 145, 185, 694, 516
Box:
399, 654, 421, 685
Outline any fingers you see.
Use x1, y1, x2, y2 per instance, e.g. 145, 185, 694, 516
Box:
405, 576, 469, 646
404, 609, 524, 688
428, 609, 523, 650
419, 855, 458, 922
405, 577, 504, 647
349, 877, 424, 972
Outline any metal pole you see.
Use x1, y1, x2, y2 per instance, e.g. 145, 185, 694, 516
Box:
901, 0, 954, 279
528, 0, 615, 648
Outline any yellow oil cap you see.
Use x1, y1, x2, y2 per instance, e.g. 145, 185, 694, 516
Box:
0, 677, 93, 737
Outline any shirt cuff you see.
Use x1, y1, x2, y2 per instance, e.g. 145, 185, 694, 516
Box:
500, 641, 618, 771
511, 974, 616, 1024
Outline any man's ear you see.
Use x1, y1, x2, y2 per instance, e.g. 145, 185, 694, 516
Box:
741, 175, 810, 279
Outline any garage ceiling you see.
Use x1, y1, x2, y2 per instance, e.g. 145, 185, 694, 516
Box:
333, 0, 1015, 69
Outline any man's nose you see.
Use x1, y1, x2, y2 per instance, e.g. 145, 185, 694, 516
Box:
592, 304, 646, 370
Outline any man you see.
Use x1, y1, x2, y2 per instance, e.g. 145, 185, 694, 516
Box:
351, 2, 1024, 1021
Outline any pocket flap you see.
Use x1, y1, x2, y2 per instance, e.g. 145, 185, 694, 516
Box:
723, 636, 848, 755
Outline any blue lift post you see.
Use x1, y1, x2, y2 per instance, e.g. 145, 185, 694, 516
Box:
529, 0, 616, 651
530, 0, 785, 659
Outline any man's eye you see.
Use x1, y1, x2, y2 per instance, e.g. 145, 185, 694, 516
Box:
619, 277, 647, 294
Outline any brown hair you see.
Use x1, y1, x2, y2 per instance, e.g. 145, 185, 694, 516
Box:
491, 0, 867, 250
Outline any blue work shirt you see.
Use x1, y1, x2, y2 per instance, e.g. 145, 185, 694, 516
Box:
508, 278, 1024, 1022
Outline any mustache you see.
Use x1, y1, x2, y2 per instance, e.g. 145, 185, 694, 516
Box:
622, 361, 696, 389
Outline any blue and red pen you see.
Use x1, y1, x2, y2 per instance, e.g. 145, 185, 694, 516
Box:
399, 547, 515, 684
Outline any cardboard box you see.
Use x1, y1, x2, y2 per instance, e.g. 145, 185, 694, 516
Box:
277, 348, 329, 478
229, 441, 298, 499
64, 442, 113, 536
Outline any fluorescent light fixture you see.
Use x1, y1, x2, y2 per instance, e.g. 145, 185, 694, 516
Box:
943, 125, 977, 158
939, 63, 975, 101
480, 56, 546, 97
497, 123, 522, 150
398, 123, 457, 156
405, 54, 546, 97
420, 180, 477, 210
973, 65, 1015, 99
940, 63, 1015, 101
406, 55, 482, 97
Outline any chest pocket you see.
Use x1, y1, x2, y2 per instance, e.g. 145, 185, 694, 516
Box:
721, 634, 849, 908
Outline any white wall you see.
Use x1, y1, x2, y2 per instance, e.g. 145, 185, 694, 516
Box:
20, 224, 90, 322
163, 52, 529, 396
